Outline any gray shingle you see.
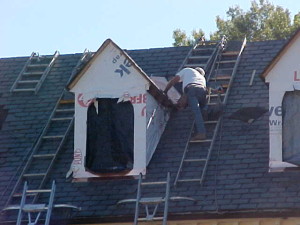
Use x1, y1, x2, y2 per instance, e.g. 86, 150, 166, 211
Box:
1, 39, 300, 223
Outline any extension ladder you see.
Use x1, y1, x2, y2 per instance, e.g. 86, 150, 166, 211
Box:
117, 173, 194, 224
3, 49, 93, 211
3, 180, 81, 225
16, 181, 56, 225
10, 51, 59, 94
174, 37, 247, 186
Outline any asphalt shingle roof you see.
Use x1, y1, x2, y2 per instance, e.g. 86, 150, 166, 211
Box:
1, 39, 300, 224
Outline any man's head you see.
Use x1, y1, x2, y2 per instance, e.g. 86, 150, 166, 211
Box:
195, 67, 205, 76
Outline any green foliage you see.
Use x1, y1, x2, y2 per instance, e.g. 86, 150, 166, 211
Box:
173, 0, 300, 46
172, 29, 205, 47
292, 12, 300, 33
210, 0, 296, 41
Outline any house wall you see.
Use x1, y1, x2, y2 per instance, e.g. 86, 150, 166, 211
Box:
70, 40, 171, 179
265, 36, 300, 171
70, 42, 150, 178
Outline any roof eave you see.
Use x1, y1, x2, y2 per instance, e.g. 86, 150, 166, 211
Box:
69, 209, 300, 224
260, 28, 300, 82
67, 39, 174, 108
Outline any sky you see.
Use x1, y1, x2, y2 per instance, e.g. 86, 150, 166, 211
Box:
0, 0, 299, 58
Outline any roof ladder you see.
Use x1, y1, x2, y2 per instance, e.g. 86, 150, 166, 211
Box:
118, 173, 171, 225
177, 36, 221, 72
174, 37, 247, 186
117, 173, 195, 224
16, 181, 55, 225
2, 181, 81, 224
3, 50, 93, 212
135, 173, 170, 225
10, 51, 59, 94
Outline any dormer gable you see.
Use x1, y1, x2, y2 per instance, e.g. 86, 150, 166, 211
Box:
67, 39, 176, 180
261, 29, 300, 171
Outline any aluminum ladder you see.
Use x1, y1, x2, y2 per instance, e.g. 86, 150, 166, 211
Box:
10, 51, 59, 94
2, 180, 81, 225
4, 50, 93, 210
134, 173, 170, 225
118, 173, 171, 225
177, 36, 222, 72
174, 38, 247, 186
16, 181, 56, 225
117, 173, 195, 225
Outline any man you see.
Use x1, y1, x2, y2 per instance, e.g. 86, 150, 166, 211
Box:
164, 67, 207, 141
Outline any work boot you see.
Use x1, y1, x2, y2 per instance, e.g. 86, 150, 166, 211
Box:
191, 133, 206, 141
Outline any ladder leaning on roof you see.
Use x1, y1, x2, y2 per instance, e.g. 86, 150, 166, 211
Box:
10, 51, 59, 94
3, 181, 81, 225
117, 173, 194, 225
16, 181, 55, 225
3, 49, 93, 212
173, 37, 247, 186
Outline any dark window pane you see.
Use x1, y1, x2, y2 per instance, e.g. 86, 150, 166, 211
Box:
282, 91, 300, 165
86, 98, 134, 173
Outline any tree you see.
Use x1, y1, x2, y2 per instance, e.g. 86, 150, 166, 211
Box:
172, 0, 300, 46
172, 29, 205, 47
210, 0, 297, 41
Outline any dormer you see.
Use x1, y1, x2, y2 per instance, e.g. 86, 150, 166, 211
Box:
67, 39, 179, 180
261, 29, 300, 172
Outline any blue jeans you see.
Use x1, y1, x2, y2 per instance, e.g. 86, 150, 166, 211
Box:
185, 84, 207, 134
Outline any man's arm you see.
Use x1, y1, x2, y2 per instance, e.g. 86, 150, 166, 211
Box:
164, 75, 180, 94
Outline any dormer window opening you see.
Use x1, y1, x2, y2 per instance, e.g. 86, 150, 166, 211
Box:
86, 98, 134, 173
68, 39, 175, 180
282, 90, 300, 165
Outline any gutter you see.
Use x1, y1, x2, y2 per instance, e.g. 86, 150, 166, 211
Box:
69, 208, 300, 224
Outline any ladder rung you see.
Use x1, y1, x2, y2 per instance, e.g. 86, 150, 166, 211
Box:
33, 154, 55, 158
141, 181, 167, 186
209, 76, 231, 81
184, 158, 206, 162
18, 80, 39, 84
190, 139, 212, 143
42, 135, 64, 139
222, 51, 239, 56
27, 64, 49, 68
23, 173, 46, 177
140, 197, 164, 204
12, 88, 36, 92
23, 71, 43, 75
177, 178, 202, 183
59, 99, 75, 104
184, 63, 206, 68
51, 117, 73, 121
218, 60, 236, 64
26, 189, 52, 193
188, 55, 209, 59
56, 108, 74, 112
